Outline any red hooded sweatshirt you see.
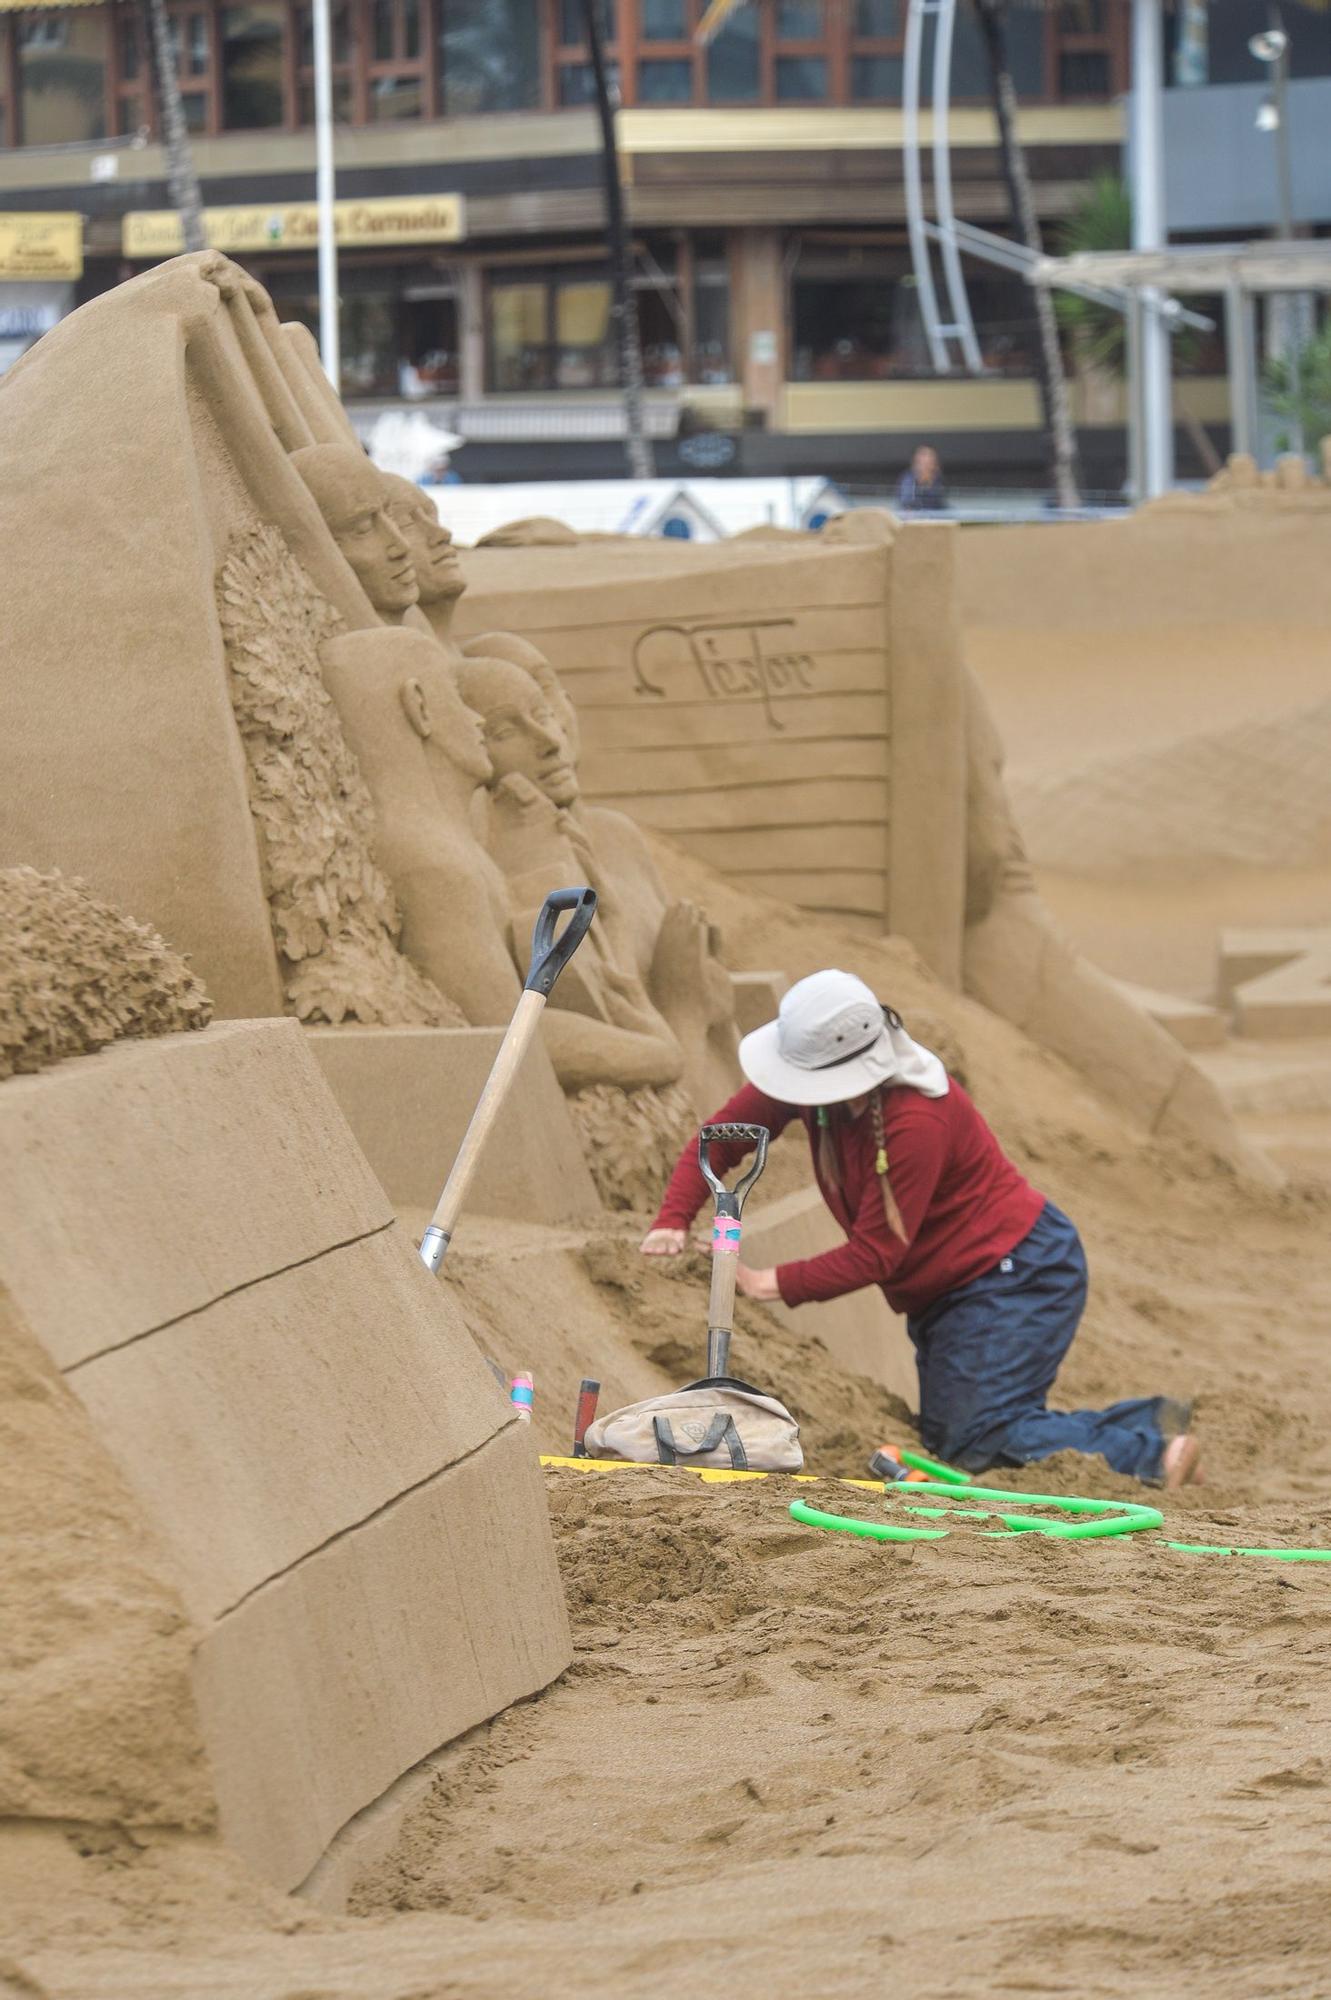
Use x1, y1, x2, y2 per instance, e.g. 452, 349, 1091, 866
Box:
652, 1078, 1045, 1319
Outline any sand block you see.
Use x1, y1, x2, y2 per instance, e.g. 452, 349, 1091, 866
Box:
455, 530, 968, 966
1113, 980, 1228, 1051
741, 1186, 916, 1405
0, 1018, 390, 1370
1232, 937, 1331, 1040
1220, 928, 1328, 1005
308, 1024, 601, 1219
0, 1019, 570, 1893
730, 970, 789, 1037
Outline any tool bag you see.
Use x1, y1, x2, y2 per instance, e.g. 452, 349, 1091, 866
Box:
583, 1378, 803, 1473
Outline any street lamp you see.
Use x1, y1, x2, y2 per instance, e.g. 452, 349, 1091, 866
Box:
1248, 23, 1292, 241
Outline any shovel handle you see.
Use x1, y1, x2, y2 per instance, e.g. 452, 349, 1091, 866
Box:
698, 1123, 769, 1211
526, 887, 597, 995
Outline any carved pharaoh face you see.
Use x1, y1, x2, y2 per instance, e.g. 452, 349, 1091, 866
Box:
381, 474, 465, 606
293, 444, 419, 616
457, 658, 579, 808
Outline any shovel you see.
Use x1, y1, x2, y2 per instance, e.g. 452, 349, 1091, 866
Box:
698, 1122, 770, 1379
420, 886, 597, 1275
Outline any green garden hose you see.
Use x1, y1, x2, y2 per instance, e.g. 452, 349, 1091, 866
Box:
1167, 1541, 1331, 1563
791, 1481, 1164, 1544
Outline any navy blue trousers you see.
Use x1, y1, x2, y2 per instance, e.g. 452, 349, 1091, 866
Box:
905, 1202, 1167, 1482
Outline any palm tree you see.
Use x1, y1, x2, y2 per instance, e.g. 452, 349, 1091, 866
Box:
136, 0, 206, 251
971, 0, 1081, 506
1055, 173, 1222, 477
581, 0, 655, 479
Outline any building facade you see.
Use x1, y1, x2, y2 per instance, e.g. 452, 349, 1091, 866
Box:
1, 0, 1324, 484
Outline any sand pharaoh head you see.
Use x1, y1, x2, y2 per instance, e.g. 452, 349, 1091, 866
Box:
292, 444, 418, 617
380, 473, 465, 608
456, 655, 578, 808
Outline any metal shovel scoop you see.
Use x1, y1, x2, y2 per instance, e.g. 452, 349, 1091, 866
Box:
698, 1122, 770, 1379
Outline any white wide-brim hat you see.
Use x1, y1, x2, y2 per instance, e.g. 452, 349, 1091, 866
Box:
738, 968, 949, 1107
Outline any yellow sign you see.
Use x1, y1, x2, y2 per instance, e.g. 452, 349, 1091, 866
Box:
0, 212, 83, 280
123, 193, 466, 261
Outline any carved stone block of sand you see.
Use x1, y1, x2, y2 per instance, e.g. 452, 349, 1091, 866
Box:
0, 1018, 570, 1893
308, 1024, 601, 1219
456, 531, 964, 965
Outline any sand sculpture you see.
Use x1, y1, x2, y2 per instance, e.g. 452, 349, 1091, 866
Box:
0, 248, 1265, 1209
0, 865, 212, 1080
0, 871, 570, 1896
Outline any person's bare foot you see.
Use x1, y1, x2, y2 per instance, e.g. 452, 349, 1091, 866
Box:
1163, 1433, 1203, 1489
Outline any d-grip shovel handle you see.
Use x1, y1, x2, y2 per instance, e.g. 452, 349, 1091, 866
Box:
699, 1123, 769, 1380
525, 887, 597, 996
698, 1123, 770, 1211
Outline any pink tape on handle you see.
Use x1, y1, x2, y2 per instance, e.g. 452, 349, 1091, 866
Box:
712, 1221, 742, 1255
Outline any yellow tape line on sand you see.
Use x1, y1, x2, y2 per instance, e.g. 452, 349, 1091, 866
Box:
540, 1455, 884, 1490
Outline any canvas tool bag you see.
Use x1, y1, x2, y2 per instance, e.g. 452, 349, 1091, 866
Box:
584, 1379, 803, 1473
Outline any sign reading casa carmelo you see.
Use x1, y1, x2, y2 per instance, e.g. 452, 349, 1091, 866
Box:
123, 193, 465, 259
0, 212, 83, 279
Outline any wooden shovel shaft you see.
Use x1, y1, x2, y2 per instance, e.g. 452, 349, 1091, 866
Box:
707, 1220, 740, 1377
420, 988, 546, 1273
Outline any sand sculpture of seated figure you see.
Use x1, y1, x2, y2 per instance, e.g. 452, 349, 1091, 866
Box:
291, 451, 680, 1095
459, 636, 739, 1112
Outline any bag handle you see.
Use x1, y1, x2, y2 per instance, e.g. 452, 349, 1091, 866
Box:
653, 1413, 749, 1471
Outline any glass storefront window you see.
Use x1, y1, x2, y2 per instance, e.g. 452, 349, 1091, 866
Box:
274, 279, 459, 399
638, 56, 691, 100
17, 9, 109, 146
775, 54, 827, 98
440, 0, 540, 113
221, 5, 285, 129
490, 269, 618, 392
706, 9, 758, 98
693, 237, 732, 383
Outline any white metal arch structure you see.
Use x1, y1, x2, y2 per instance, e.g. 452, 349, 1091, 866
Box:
902, 0, 983, 373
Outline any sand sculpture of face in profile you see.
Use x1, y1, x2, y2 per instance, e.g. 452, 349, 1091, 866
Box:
458, 655, 579, 810
380, 474, 465, 638
291, 444, 419, 621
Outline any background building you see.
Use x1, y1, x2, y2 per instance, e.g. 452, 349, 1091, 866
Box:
0, 0, 1327, 485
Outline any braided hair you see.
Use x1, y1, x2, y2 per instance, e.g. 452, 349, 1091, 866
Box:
814, 1001, 909, 1244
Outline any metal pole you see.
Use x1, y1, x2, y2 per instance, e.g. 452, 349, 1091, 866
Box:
1125, 289, 1144, 501
1224, 281, 1256, 459
1131, 0, 1172, 497
313, 0, 339, 392
903, 0, 951, 374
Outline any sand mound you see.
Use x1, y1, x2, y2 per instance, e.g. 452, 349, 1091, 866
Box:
0, 867, 211, 1082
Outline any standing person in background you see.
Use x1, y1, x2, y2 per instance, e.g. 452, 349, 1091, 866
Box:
640, 970, 1201, 1490
896, 444, 948, 513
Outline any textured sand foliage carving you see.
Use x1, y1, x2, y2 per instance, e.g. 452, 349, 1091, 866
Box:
217, 526, 462, 1027
566, 1080, 697, 1211
0, 867, 212, 1082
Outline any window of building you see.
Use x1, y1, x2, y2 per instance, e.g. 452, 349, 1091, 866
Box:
553, 0, 620, 105
790, 241, 1037, 382
705, 4, 759, 99
220, 4, 285, 128
1054, 0, 1116, 97
489, 265, 616, 392
15, 7, 109, 146
295, 0, 353, 123
272, 268, 459, 398
638, 54, 691, 99
365, 0, 424, 119
439, 0, 540, 114
692, 233, 732, 383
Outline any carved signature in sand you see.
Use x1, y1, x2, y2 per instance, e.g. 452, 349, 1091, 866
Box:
632, 618, 815, 732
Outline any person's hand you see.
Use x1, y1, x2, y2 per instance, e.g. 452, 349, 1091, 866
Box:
735, 1263, 781, 1301
640, 1227, 687, 1256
